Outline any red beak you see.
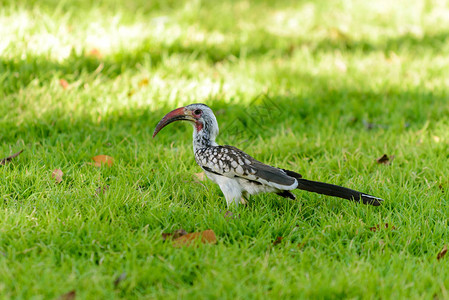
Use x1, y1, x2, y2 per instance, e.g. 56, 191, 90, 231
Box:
152, 107, 194, 138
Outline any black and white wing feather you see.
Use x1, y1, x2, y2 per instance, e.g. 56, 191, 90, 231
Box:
195, 145, 298, 190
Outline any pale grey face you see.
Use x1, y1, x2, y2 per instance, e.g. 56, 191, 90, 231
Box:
184, 103, 218, 136
184, 103, 213, 124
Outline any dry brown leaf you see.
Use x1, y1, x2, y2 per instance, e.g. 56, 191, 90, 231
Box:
273, 237, 283, 246
369, 223, 396, 232
0, 150, 24, 165
162, 229, 188, 241
376, 154, 395, 165
88, 48, 103, 58
58, 290, 76, 300
59, 79, 69, 89
138, 78, 149, 87
370, 224, 378, 232
385, 223, 395, 229
52, 169, 64, 183
89, 155, 114, 167
113, 272, 127, 287
172, 229, 217, 247
437, 245, 448, 261
224, 211, 239, 220
194, 172, 205, 181
95, 185, 109, 196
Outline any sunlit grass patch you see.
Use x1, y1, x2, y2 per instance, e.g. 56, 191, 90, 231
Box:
1, 0, 449, 298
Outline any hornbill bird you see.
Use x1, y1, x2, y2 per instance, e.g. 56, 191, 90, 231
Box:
153, 103, 383, 207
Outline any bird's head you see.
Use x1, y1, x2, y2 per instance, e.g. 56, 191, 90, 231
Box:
153, 103, 219, 144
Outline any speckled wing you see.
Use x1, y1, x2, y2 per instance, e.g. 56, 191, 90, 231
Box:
194, 145, 298, 189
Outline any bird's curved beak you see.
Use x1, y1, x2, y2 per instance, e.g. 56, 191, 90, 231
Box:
152, 106, 195, 138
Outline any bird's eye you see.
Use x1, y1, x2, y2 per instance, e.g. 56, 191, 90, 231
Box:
193, 109, 202, 116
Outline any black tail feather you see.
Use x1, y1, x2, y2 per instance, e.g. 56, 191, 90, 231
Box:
295, 178, 383, 206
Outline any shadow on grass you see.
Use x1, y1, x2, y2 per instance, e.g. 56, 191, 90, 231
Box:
2, 83, 448, 148
2, 29, 449, 96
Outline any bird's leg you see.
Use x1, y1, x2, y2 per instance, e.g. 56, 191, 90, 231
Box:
217, 178, 243, 207
220, 187, 241, 207
240, 192, 249, 206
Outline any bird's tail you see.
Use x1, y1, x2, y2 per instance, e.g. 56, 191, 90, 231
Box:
295, 178, 383, 206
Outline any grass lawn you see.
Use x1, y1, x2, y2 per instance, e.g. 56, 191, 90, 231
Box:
1, 0, 449, 298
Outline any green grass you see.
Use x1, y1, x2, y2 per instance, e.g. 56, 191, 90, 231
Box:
1, 0, 449, 298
